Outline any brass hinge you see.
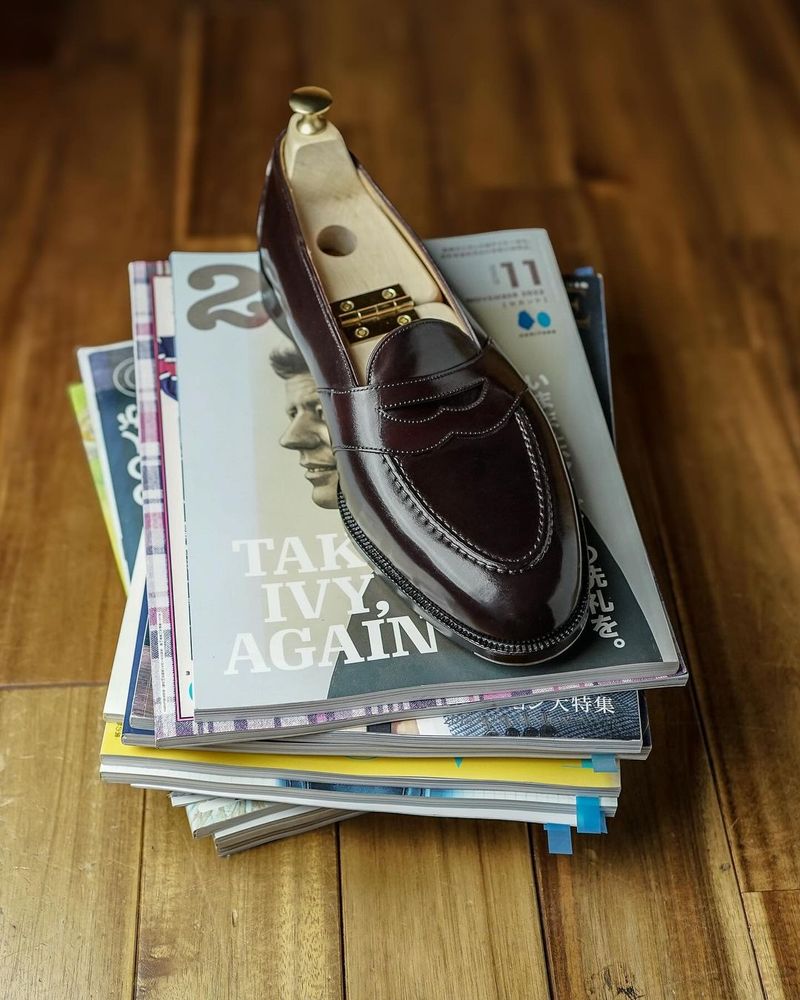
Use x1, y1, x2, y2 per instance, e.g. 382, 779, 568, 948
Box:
331, 285, 418, 344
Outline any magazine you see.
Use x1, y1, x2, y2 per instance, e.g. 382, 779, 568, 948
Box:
69, 382, 128, 589
293, 694, 647, 757
131, 247, 683, 745
117, 560, 646, 757
121, 566, 647, 755
73, 322, 646, 755
101, 721, 619, 792
563, 270, 614, 442
101, 723, 618, 826
211, 806, 359, 856
77, 342, 142, 583
170, 231, 682, 720
184, 796, 358, 840
88, 293, 642, 746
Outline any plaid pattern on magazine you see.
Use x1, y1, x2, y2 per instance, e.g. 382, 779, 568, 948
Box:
130, 261, 175, 739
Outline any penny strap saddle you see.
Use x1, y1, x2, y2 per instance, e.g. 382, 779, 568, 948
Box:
318, 319, 529, 455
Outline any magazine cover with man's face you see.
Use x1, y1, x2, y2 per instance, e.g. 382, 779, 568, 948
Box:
171, 238, 677, 718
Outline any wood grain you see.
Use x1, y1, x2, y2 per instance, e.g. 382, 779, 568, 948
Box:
0, 687, 143, 998
3, 0, 800, 995
181, 0, 440, 244
339, 815, 551, 1000
744, 891, 800, 999
619, 332, 800, 895
135, 793, 343, 1000
629, 0, 800, 895
0, 0, 183, 685
503, 0, 800, 895
533, 694, 763, 1000
176, 4, 300, 244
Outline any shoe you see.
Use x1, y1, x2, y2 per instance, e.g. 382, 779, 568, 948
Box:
256, 87, 588, 666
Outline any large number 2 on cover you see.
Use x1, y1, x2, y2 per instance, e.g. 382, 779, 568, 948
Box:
187, 265, 266, 330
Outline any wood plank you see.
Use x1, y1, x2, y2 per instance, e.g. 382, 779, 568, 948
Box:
136, 17, 341, 991
402, 7, 764, 991
744, 891, 800, 1000
411, 0, 577, 237
619, 333, 800, 894
134, 792, 343, 999
577, 194, 800, 893
0, 686, 143, 998
528, 218, 795, 985
0, 0, 183, 685
294, 0, 444, 237
339, 815, 551, 1000
176, 4, 301, 243
506, 0, 800, 894
521, 249, 769, 993
649, 0, 800, 240
614, 5, 800, 864
181, 0, 439, 243
0, 0, 68, 64
533, 693, 763, 1000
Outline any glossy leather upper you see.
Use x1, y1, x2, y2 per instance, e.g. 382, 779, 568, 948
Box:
258, 134, 588, 663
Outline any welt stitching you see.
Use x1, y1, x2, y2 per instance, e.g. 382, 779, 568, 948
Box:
330, 395, 523, 455
339, 487, 590, 651
381, 377, 486, 410
380, 382, 489, 424
385, 457, 534, 575
384, 452, 548, 575
515, 409, 554, 556
392, 410, 551, 566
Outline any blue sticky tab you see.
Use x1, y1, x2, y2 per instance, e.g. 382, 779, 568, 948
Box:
576, 796, 604, 834
573, 266, 595, 276
590, 753, 618, 772
544, 824, 573, 855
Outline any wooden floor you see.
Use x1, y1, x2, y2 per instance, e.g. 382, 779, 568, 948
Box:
2, 1, 799, 996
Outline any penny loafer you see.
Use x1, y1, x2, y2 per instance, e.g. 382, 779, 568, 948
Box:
256, 90, 588, 666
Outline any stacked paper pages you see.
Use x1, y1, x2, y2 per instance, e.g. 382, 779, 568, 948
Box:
75, 229, 685, 857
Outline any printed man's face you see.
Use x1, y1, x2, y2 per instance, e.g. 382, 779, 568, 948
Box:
279, 373, 339, 509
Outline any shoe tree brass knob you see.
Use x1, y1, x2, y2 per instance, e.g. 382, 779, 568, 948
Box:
289, 86, 332, 135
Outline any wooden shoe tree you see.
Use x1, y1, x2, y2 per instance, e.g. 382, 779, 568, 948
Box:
281, 87, 469, 382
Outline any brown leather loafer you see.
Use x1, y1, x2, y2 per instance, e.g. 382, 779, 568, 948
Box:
256, 88, 588, 665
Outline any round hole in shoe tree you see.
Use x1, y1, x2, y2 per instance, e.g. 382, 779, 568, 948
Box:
316, 225, 358, 257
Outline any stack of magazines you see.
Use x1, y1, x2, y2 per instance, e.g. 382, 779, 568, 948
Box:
73, 229, 686, 857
